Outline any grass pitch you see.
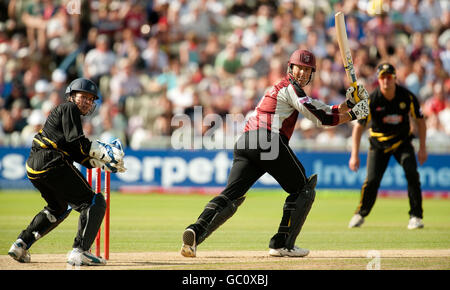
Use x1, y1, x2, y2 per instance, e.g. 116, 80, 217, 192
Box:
1, 190, 449, 253
0, 190, 449, 270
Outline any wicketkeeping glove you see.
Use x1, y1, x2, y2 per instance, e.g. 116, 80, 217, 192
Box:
348, 99, 369, 120
104, 159, 127, 173
89, 158, 127, 173
89, 139, 124, 164
345, 84, 369, 108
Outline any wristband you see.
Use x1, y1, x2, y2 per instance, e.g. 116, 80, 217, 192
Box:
348, 111, 357, 120
346, 99, 355, 109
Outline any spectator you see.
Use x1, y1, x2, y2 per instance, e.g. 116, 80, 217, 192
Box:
179, 1, 213, 41
141, 37, 168, 75
167, 76, 194, 114
30, 79, 50, 109
46, 4, 72, 62
154, 56, 182, 93
405, 61, 427, 100
21, 0, 47, 53
200, 33, 221, 66
4, 99, 28, 133
241, 16, 263, 51
21, 109, 45, 146
109, 58, 143, 105
3, 79, 30, 110
424, 82, 447, 116
115, 28, 146, 58
83, 34, 116, 84
95, 1, 123, 36
419, 0, 443, 31
0, 0, 449, 150
50, 68, 67, 97
215, 42, 242, 76
179, 31, 200, 67
121, 0, 147, 38
402, 0, 431, 34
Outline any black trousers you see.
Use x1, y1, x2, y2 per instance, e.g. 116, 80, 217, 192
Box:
356, 141, 423, 218
30, 162, 95, 215
19, 161, 98, 249
224, 129, 308, 200
190, 129, 309, 242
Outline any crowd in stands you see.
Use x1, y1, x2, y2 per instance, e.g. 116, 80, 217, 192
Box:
0, 0, 449, 151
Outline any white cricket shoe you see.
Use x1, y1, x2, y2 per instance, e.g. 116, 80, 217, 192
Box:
181, 228, 197, 257
269, 246, 310, 257
67, 248, 106, 266
407, 216, 424, 230
8, 239, 31, 263
348, 214, 365, 228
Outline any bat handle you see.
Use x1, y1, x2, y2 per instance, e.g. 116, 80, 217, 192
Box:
351, 82, 360, 103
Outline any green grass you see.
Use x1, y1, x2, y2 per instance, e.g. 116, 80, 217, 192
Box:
1, 190, 449, 254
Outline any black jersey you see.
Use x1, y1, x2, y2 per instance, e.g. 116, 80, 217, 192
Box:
26, 102, 93, 178
359, 84, 423, 153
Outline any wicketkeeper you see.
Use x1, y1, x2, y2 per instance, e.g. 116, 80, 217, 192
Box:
181, 49, 370, 258
8, 78, 126, 266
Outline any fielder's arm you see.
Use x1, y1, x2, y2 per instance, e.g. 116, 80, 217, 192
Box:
349, 122, 365, 171
414, 118, 427, 165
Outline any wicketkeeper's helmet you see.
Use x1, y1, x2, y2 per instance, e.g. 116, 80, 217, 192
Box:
65, 78, 99, 115
65, 78, 100, 100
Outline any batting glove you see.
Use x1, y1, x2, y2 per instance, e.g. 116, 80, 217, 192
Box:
348, 99, 369, 120
89, 140, 124, 164
345, 84, 369, 108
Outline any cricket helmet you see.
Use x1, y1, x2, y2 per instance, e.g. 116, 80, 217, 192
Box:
65, 78, 100, 100
288, 49, 316, 87
288, 49, 316, 72
65, 78, 99, 115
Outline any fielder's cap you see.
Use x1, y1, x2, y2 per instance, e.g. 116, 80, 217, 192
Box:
377, 63, 396, 77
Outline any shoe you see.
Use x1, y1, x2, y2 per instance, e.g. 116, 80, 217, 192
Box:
269, 246, 309, 257
181, 228, 197, 257
348, 214, 365, 228
67, 248, 106, 266
8, 239, 31, 263
407, 216, 424, 230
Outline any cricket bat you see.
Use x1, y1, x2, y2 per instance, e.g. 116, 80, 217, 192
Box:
335, 11, 360, 102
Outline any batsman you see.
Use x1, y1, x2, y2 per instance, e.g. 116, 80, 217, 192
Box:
181, 49, 370, 258
7, 78, 126, 266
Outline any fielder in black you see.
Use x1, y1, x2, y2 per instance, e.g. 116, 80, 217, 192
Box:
348, 63, 427, 229
181, 49, 370, 257
8, 78, 126, 266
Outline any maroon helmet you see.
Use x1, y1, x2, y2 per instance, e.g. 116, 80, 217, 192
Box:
288, 49, 316, 72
